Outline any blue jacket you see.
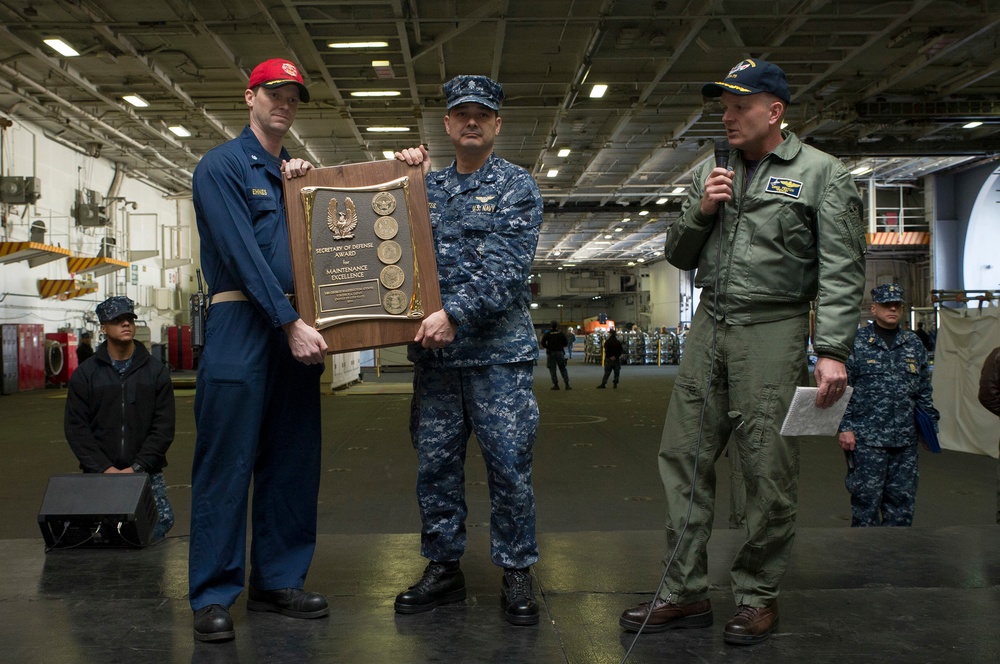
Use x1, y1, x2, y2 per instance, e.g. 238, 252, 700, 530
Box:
409, 153, 542, 367
840, 323, 939, 447
192, 125, 299, 328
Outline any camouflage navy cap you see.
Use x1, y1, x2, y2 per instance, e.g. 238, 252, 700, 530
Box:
96, 295, 137, 323
871, 283, 905, 304
443, 75, 504, 111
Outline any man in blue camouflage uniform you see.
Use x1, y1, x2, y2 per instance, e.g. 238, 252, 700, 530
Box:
839, 284, 939, 527
189, 58, 329, 643
393, 75, 543, 626
620, 59, 866, 645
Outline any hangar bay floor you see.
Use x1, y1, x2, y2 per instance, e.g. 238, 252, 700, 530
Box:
1, 360, 997, 663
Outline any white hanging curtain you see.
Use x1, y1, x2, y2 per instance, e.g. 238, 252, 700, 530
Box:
933, 306, 1000, 458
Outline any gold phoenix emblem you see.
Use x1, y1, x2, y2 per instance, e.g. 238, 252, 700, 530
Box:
327, 196, 358, 240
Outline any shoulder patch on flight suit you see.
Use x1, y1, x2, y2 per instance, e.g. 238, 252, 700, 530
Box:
251, 188, 268, 196
765, 177, 803, 198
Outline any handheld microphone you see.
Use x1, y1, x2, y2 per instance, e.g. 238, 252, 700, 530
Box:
714, 138, 730, 169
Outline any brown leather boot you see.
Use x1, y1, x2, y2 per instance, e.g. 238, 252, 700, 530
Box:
723, 603, 778, 644
619, 597, 712, 633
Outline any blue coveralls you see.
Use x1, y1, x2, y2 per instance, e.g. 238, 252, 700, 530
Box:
409, 153, 542, 569
840, 324, 938, 526
189, 126, 324, 611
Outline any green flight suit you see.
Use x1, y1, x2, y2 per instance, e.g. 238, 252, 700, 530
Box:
657, 131, 866, 607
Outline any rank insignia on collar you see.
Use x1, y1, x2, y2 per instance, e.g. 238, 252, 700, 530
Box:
765, 177, 803, 198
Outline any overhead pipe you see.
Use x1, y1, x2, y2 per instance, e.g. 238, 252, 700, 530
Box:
0, 64, 193, 188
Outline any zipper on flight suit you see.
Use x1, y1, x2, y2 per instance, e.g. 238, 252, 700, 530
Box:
720, 153, 772, 319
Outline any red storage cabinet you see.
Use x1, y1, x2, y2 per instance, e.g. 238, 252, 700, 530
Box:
166, 325, 193, 371
18, 324, 45, 391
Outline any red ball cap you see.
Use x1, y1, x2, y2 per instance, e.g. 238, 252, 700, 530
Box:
247, 58, 310, 102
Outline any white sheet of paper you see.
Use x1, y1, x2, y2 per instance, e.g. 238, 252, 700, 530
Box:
779, 386, 853, 436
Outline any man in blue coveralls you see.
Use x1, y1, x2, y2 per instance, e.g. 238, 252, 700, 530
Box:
393, 75, 544, 626
189, 58, 329, 642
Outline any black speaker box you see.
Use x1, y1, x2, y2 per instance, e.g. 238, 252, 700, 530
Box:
38, 474, 159, 549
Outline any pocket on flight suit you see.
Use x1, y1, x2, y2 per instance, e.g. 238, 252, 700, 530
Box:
247, 193, 278, 251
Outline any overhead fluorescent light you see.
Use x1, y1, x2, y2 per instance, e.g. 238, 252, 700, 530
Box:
552, 250, 561, 256
603, 234, 612, 239
589, 84, 608, 98
351, 91, 400, 97
963, 121, 983, 129
43, 37, 79, 57
328, 41, 388, 49
371, 60, 394, 79
671, 187, 685, 195
639, 210, 649, 216
168, 125, 191, 137
851, 165, 872, 176
655, 197, 668, 204
614, 228, 623, 232
366, 126, 410, 132
382, 150, 395, 159
621, 217, 631, 223
627, 261, 636, 266
557, 148, 571, 157
122, 94, 149, 108
636, 258, 645, 263
547, 169, 559, 177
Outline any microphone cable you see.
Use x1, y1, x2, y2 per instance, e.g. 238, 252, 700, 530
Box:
620, 139, 730, 663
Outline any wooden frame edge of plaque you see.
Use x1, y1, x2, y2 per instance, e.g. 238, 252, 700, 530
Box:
284, 159, 441, 354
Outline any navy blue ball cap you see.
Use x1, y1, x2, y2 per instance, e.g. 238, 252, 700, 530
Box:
443, 75, 504, 111
871, 283, 905, 304
702, 58, 791, 104
97, 295, 137, 323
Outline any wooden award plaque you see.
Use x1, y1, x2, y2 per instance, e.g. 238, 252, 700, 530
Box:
284, 160, 440, 353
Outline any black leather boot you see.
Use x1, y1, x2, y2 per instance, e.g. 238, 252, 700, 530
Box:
247, 587, 329, 618
394, 560, 466, 614
501, 568, 539, 626
193, 604, 235, 642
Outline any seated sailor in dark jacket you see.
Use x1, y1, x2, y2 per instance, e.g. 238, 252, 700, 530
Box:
64, 295, 175, 538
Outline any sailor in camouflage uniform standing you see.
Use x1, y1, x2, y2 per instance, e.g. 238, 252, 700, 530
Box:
838, 283, 939, 527
393, 75, 543, 626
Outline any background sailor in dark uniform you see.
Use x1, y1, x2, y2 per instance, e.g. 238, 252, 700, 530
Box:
188, 58, 329, 642
393, 75, 544, 626
839, 283, 939, 527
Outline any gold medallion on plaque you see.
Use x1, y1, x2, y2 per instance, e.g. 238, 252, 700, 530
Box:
379, 264, 405, 290
377, 240, 402, 265
372, 191, 397, 216
374, 216, 399, 240
383, 289, 408, 315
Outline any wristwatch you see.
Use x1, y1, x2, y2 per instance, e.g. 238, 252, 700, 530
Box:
131, 463, 145, 473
